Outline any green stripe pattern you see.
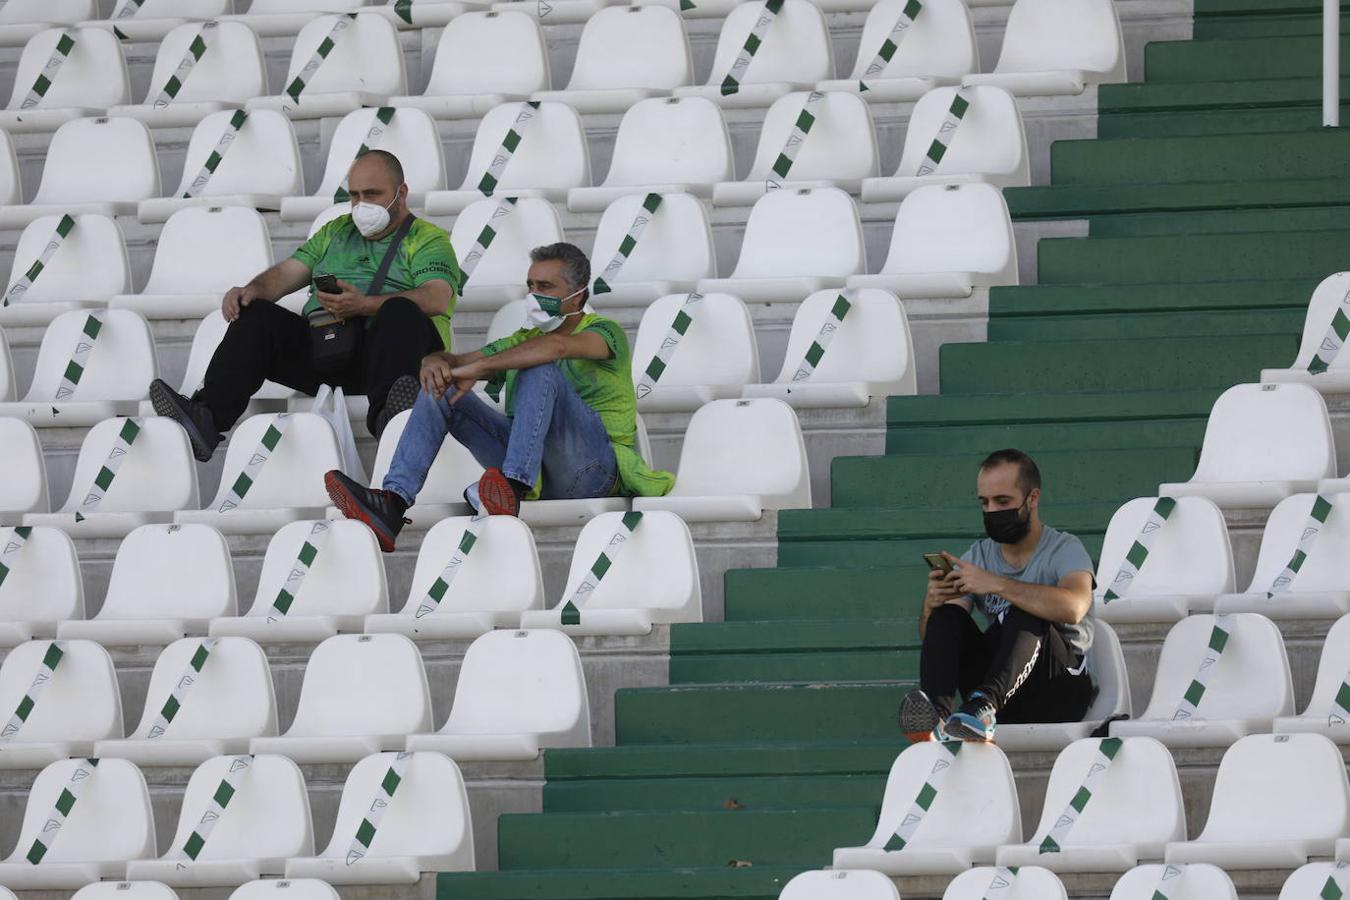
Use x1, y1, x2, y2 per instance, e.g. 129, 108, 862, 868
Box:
592, 192, 663, 295
0, 525, 33, 589
1149, 863, 1185, 899
217, 416, 287, 513
335, 106, 397, 202
285, 14, 355, 104
792, 293, 852, 382
719, 0, 784, 96
175, 754, 253, 863
1308, 284, 1350, 375
767, 91, 825, 189
20, 31, 76, 110
858, 0, 922, 92
882, 741, 962, 851
1267, 494, 1333, 597
55, 312, 104, 401
476, 101, 541, 196
634, 292, 705, 401
183, 109, 248, 198
269, 521, 333, 620
147, 639, 218, 739
1102, 496, 1176, 604
456, 196, 518, 290
0, 642, 64, 744
75, 417, 143, 521
916, 88, 973, 176
26, 757, 98, 864
153, 23, 215, 109
394, 0, 414, 24
1321, 862, 1350, 899
346, 751, 414, 865
2, 213, 76, 307
112, 0, 147, 19
415, 513, 488, 619
1173, 615, 1233, 721
1037, 737, 1123, 854
560, 511, 643, 626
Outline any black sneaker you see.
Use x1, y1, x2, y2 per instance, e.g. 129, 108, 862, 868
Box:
898, 689, 950, 743
374, 374, 420, 438
945, 691, 998, 743
149, 378, 222, 462
324, 469, 409, 552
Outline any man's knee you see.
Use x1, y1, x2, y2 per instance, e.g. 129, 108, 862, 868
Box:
514, 362, 565, 392
1002, 605, 1052, 634
372, 296, 423, 327
924, 602, 972, 641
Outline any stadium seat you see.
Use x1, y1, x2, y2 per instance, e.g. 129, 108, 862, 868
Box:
386, 11, 549, 120
997, 736, 1184, 872
280, 107, 446, 221
0, 525, 81, 645
425, 100, 590, 215
1165, 733, 1349, 868
85, 0, 234, 42
963, 0, 1126, 96
567, 97, 733, 211
943, 867, 1066, 899
629, 292, 758, 412
1263, 273, 1350, 393
490, 0, 614, 25
225, 0, 366, 39
96, 636, 277, 766
358, 409, 483, 528
832, 742, 1021, 874
58, 523, 235, 645
1113, 613, 1293, 747
0, 638, 120, 768
138, 109, 303, 223
127, 754, 312, 887
229, 880, 340, 900
25, 416, 199, 537
108, 21, 268, 129
175, 412, 344, 535
366, 514, 544, 638
211, 519, 388, 642
157, 310, 296, 419
250, 633, 432, 763
712, 90, 879, 206
0, 130, 19, 205
634, 0, 732, 17
110, 207, 273, 320
1158, 383, 1337, 508
284, 751, 474, 883
450, 196, 565, 310
0, 757, 154, 889
697, 187, 865, 302
1107, 864, 1238, 900
521, 509, 702, 634
0, 309, 156, 426
0, 419, 49, 522
634, 398, 811, 521
0, 0, 95, 46
405, 629, 590, 760
586, 192, 717, 305
0, 332, 10, 401
246, 13, 405, 117
674, 0, 834, 109
0, 27, 129, 133
847, 183, 1017, 298
743, 288, 916, 408
862, 86, 1029, 202
816, 0, 977, 102
778, 869, 900, 900
71, 882, 178, 900
1091, 496, 1235, 624
0, 212, 131, 328
0, 116, 160, 228
1279, 863, 1350, 900
1275, 613, 1350, 742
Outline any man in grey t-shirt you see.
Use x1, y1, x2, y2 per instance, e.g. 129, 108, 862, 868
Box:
899, 449, 1098, 743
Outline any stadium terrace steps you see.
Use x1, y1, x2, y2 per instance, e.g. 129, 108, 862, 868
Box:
722, 566, 929, 622
667, 620, 921, 684
1038, 229, 1350, 282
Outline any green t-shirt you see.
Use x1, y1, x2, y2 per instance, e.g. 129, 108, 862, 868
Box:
292, 214, 460, 350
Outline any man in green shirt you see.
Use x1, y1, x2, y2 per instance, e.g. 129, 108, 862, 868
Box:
325, 242, 673, 551
149, 150, 461, 461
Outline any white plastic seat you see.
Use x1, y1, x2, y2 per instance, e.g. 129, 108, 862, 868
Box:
963, 0, 1126, 96
358, 409, 483, 528
1165, 733, 1349, 868
0, 213, 130, 328
521, 510, 701, 635
211, 519, 388, 642
25, 416, 199, 537
0, 130, 20, 206
674, 0, 834, 109
108, 21, 267, 129
862, 86, 1029, 202
284, 751, 474, 883
743, 288, 915, 408
154, 311, 296, 419
698, 187, 865, 302
0, 332, 10, 402
634, 397, 810, 522
450, 196, 565, 310
229, 880, 340, 900
586, 193, 717, 306
175, 412, 344, 535
0, 309, 157, 426
568, 97, 733, 211
1108, 864, 1238, 900
997, 736, 1184, 872
250, 634, 432, 763
366, 514, 544, 639
84, 0, 234, 42
1091, 496, 1235, 624
943, 867, 1066, 899
817, 0, 977, 102
777, 869, 900, 900
246, 13, 405, 118
425, 100, 590, 215
1112, 614, 1293, 748
833, 742, 1021, 875
0, 526, 81, 645
386, 11, 548, 120
0, 27, 129, 133
127, 754, 312, 887
406, 629, 589, 760
71, 882, 179, 900
713, 91, 878, 206
0, 116, 160, 228
1275, 614, 1350, 742
1263, 273, 1350, 392
0, 757, 154, 889
532, 6, 692, 114
0, 419, 49, 522
629, 293, 759, 412
138, 109, 302, 223
0, 0, 95, 46
96, 636, 277, 767
847, 183, 1017, 298
1159, 383, 1337, 509
0, 639, 120, 768
1280, 863, 1350, 898
224, 0, 363, 36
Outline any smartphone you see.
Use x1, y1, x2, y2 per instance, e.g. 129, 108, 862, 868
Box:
923, 552, 953, 574
313, 273, 340, 295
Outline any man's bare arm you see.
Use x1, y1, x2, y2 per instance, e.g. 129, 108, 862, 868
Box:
223, 258, 312, 321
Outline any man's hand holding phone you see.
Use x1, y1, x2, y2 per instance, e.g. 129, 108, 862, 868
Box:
923, 551, 968, 613
314, 274, 370, 321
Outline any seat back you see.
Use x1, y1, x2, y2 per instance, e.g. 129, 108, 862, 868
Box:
0, 639, 120, 744
1139, 613, 1293, 722
1084, 621, 1131, 723
590, 192, 716, 286
73, 882, 180, 900
566, 5, 692, 91
130, 636, 277, 741
1285, 273, 1350, 373
171, 108, 302, 198
23, 309, 157, 403
774, 288, 914, 393
486, 301, 528, 344
1189, 383, 1336, 484
449, 196, 563, 289
458, 100, 589, 193
0, 526, 83, 627
0, 330, 10, 401
895, 85, 1027, 181
778, 869, 900, 900
227, 880, 340, 900
560, 510, 700, 620
670, 398, 810, 508
0, 130, 19, 205
142, 20, 265, 106
444, 629, 588, 737
994, 0, 1125, 81
0, 0, 94, 25
747, 90, 877, 185
0, 419, 48, 516
207, 412, 342, 511
370, 410, 484, 508
403, 515, 544, 615
423, 10, 549, 96
1279, 863, 1350, 899
246, 0, 361, 12
179, 311, 295, 400
287, 634, 431, 737
881, 183, 1016, 281
704, 0, 833, 87
848, 0, 976, 80
1300, 614, 1350, 723
166, 754, 312, 862
32, 116, 160, 206
1108, 863, 1237, 900
314, 107, 445, 200
110, 0, 231, 19
57, 416, 199, 515
1197, 733, 1350, 842
101, 523, 236, 622
247, 519, 387, 619
5, 213, 130, 306
603, 96, 733, 188
943, 867, 1066, 900
7, 27, 129, 111
4, 757, 154, 865
1094, 496, 1234, 600
143, 206, 273, 295
631, 293, 759, 392
283, 13, 405, 97
731, 187, 864, 280
1243, 493, 1350, 593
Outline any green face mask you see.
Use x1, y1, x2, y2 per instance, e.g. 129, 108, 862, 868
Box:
526, 287, 585, 332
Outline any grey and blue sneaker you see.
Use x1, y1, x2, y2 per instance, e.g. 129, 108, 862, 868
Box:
945, 691, 997, 742
898, 690, 951, 743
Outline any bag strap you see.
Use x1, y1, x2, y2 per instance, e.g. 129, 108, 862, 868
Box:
366, 214, 417, 298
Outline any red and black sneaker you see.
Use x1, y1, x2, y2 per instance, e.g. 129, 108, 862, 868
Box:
324, 469, 408, 552
898, 689, 951, 743
477, 467, 524, 517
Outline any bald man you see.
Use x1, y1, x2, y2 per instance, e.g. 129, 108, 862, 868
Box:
149, 150, 461, 461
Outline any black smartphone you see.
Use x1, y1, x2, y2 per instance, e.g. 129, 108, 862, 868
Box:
313, 273, 340, 295
923, 552, 953, 574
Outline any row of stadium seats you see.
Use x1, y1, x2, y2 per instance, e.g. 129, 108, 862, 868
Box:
0, 879, 338, 900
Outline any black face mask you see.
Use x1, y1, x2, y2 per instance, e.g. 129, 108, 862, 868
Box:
983, 499, 1031, 544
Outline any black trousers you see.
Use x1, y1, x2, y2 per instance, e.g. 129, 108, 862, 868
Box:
920, 603, 1096, 725
198, 297, 441, 437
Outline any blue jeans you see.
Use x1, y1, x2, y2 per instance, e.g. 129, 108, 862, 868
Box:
383, 362, 619, 505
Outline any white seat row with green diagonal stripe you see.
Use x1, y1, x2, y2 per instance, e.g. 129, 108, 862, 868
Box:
68, 878, 341, 900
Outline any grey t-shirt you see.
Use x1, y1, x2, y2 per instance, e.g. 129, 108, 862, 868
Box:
960, 525, 1096, 659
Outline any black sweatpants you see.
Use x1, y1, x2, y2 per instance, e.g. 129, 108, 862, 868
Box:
198, 297, 442, 437
920, 603, 1096, 725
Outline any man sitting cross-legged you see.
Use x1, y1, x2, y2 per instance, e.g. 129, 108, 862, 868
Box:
325, 241, 674, 550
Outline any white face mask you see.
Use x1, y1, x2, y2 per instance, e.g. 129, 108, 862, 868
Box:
525, 287, 586, 332
351, 193, 399, 238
